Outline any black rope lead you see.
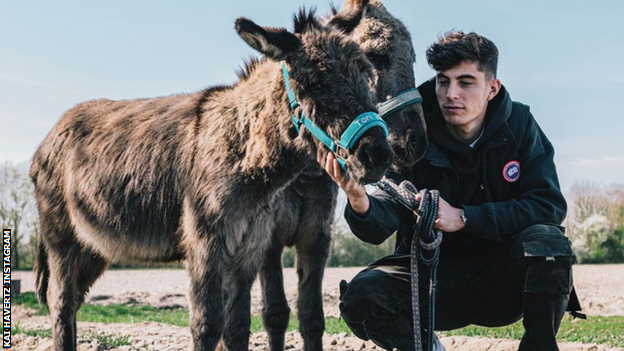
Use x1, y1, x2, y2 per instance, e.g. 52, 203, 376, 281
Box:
375, 178, 443, 351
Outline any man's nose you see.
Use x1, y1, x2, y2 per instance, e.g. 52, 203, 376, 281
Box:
446, 82, 460, 100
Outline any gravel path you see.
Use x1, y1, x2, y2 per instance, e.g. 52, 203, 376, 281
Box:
12, 265, 624, 350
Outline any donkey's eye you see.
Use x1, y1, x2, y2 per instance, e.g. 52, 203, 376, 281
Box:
367, 53, 391, 69
310, 84, 323, 94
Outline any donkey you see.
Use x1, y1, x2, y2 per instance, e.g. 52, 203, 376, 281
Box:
30, 9, 393, 351
216, 1, 428, 351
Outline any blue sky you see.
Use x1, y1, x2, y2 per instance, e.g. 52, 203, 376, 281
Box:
1, 0, 623, 192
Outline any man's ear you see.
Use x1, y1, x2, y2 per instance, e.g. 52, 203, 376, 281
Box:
236, 18, 301, 61
327, 0, 369, 34
487, 78, 502, 101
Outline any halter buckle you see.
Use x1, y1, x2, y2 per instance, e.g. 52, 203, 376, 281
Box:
289, 98, 300, 111
335, 142, 350, 160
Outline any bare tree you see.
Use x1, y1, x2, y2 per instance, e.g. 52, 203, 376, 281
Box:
0, 162, 37, 269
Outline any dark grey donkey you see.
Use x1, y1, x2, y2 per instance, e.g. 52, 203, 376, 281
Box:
30, 9, 393, 351
223, 1, 427, 351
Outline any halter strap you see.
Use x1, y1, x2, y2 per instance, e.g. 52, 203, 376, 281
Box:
377, 87, 422, 117
282, 63, 299, 111
282, 62, 388, 171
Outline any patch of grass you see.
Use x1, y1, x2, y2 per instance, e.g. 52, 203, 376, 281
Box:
13, 324, 129, 348
247, 315, 353, 335
16, 292, 623, 347
77, 303, 189, 327
249, 315, 266, 333
17, 292, 189, 326
14, 292, 48, 315
11, 324, 52, 338
326, 317, 354, 335
444, 315, 624, 347
558, 315, 624, 346
80, 332, 131, 347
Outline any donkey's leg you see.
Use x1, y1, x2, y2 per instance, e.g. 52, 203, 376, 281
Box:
221, 262, 257, 351
259, 241, 290, 351
34, 181, 90, 351
76, 249, 109, 303
295, 231, 331, 351
186, 234, 225, 351
64, 249, 109, 344
45, 240, 83, 351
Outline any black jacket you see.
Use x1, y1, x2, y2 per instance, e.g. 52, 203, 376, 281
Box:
345, 79, 568, 256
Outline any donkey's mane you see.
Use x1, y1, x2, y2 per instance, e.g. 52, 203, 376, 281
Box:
235, 56, 266, 82
191, 85, 230, 170
194, 85, 230, 125
293, 7, 320, 34
197, 53, 269, 131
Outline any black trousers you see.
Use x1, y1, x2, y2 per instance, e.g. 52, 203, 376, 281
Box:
339, 224, 579, 351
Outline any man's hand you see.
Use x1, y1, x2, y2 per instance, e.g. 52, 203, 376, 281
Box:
415, 193, 465, 233
317, 148, 370, 216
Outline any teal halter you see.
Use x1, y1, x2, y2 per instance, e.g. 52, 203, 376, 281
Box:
376, 87, 422, 118
282, 62, 388, 171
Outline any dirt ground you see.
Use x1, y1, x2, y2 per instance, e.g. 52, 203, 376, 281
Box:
12, 264, 624, 350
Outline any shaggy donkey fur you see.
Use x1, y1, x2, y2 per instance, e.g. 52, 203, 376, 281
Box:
31, 9, 393, 351
223, 1, 427, 351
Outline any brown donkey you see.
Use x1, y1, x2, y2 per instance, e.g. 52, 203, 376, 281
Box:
30, 9, 393, 351
241, 1, 428, 351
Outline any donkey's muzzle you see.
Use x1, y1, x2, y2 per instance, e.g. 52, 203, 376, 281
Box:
355, 133, 393, 182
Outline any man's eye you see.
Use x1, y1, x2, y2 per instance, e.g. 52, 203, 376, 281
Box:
438, 80, 449, 86
460, 81, 473, 86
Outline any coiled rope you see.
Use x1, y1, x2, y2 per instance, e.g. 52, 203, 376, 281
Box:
375, 177, 443, 351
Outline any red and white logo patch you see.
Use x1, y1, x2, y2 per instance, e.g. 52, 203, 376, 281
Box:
503, 160, 521, 182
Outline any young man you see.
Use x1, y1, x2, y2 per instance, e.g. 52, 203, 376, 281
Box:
319, 31, 583, 351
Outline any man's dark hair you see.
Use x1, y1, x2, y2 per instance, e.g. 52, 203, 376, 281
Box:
426, 30, 499, 80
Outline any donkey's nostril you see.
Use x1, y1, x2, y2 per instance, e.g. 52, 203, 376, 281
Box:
358, 142, 393, 169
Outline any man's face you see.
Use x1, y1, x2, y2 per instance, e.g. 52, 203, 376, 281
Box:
435, 61, 500, 129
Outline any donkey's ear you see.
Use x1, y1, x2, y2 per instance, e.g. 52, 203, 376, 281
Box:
327, 0, 369, 34
236, 18, 301, 61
